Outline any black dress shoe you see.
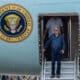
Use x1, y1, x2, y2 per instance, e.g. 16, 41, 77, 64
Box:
50, 75, 55, 78
56, 75, 60, 78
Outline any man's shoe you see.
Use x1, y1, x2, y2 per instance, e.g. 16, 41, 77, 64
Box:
56, 75, 60, 78
50, 75, 55, 78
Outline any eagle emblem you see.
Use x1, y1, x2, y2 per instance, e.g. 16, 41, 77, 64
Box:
0, 4, 33, 42
4, 14, 22, 33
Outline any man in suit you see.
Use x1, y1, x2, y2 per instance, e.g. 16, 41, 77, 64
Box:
43, 25, 65, 78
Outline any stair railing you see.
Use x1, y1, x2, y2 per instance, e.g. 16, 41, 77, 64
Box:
40, 16, 46, 80
75, 49, 80, 80
74, 15, 80, 80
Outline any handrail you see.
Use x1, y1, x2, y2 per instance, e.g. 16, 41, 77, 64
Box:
40, 16, 45, 80
75, 49, 80, 80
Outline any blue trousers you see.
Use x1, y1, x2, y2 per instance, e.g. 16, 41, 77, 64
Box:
51, 48, 62, 75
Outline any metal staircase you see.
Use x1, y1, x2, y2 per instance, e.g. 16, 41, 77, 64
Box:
40, 52, 80, 80
42, 61, 75, 80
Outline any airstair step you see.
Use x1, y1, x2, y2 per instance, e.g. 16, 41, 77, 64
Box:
45, 75, 74, 80
45, 74, 74, 78
45, 72, 74, 75
45, 77, 74, 80
45, 68, 74, 73
44, 65, 74, 69
45, 61, 74, 65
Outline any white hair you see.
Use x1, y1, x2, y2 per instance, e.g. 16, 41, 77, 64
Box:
53, 25, 61, 33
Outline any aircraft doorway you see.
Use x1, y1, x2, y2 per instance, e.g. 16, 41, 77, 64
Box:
38, 13, 78, 61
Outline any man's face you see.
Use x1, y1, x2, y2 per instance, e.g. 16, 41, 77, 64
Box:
53, 27, 59, 34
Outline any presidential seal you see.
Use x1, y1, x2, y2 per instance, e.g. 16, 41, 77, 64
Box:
0, 4, 33, 42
